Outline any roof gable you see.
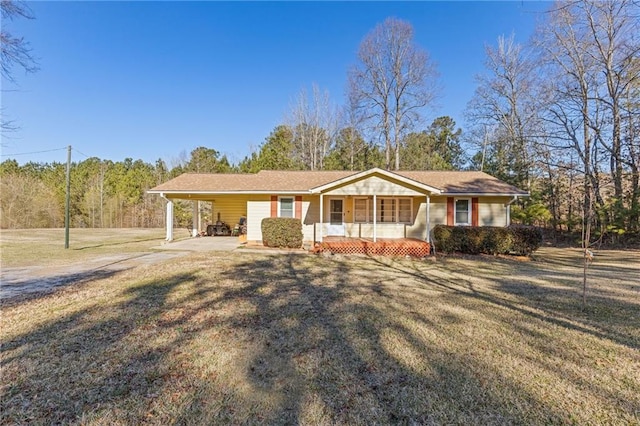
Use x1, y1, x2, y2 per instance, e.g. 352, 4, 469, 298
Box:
311, 168, 441, 194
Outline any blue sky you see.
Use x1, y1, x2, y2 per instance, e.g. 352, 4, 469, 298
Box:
1, 1, 550, 166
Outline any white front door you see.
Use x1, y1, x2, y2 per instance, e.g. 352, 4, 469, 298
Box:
326, 199, 345, 236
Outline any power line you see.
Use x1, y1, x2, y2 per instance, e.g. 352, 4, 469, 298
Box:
0, 147, 67, 157
72, 147, 91, 159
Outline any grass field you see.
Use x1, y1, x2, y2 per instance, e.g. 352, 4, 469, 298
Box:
1, 230, 639, 424
0, 228, 170, 268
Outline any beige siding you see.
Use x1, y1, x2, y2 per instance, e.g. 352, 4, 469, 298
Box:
246, 196, 271, 242
430, 196, 448, 226
211, 195, 250, 225
302, 196, 319, 242
479, 196, 509, 226
325, 176, 424, 196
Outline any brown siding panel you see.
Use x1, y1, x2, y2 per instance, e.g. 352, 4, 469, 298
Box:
295, 196, 302, 219
472, 197, 479, 227
446, 197, 454, 226
270, 196, 277, 217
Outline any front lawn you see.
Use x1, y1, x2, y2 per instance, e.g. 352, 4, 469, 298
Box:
1, 248, 638, 424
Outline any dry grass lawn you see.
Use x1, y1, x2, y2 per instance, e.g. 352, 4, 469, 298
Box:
1, 243, 639, 424
0, 228, 170, 268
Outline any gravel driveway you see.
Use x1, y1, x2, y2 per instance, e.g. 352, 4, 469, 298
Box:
0, 237, 242, 300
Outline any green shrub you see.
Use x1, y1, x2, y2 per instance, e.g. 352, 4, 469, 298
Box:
433, 224, 542, 256
261, 217, 303, 248
508, 225, 543, 255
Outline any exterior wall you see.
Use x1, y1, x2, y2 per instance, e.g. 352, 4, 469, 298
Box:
324, 175, 425, 196
429, 196, 448, 227
243, 194, 512, 244
211, 195, 250, 225
246, 195, 271, 242
478, 196, 509, 226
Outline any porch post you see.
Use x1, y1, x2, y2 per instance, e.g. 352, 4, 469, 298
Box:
319, 193, 324, 243
191, 201, 198, 237
166, 198, 174, 241
426, 194, 431, 243
373, 194, 377, 242
506, 204, 511, 226
197, 201, 202, 232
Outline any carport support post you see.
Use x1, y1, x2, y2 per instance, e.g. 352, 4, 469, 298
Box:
197, 201, 202, 233
166, 198, 174, 241
191, 201, 198, 237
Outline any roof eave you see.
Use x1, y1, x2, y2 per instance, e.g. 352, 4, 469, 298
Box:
147, 190, 310, 195
441, 192, 530, 197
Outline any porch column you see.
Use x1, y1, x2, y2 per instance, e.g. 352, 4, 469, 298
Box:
191, 200, 198, 237
506, 204, 511, 226
166, 199, 174, 241
197, 201, 202, 232
426, 194, 431, 243
373, 194, 377, 242
319, 193, 324, 243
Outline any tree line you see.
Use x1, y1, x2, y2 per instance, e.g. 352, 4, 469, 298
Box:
0, 118, 463, 229
1, 0, 638, 243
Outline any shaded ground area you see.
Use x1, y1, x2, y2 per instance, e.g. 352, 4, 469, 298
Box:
1, 247, 638, 424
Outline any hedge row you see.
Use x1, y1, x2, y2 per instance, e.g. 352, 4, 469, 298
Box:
433, 225, 542, 256
261, 217, 303, 248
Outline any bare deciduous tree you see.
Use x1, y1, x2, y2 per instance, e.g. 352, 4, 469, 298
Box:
466, 34, 540, 189
349, 17, 439, 170
288, 83, 338, 170
1, 0, 38, 134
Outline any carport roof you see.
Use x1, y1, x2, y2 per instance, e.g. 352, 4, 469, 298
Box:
148, 168, 528, 196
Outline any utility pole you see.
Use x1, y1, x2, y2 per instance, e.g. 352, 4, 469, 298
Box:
65, 145, 71, 249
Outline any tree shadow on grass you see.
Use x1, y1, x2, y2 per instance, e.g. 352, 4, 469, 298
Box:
1, 271, 200, 424
0, 268, 127, 306
2, 252, 635, 424
372, 255, 640, 351
172, 253, 574, 424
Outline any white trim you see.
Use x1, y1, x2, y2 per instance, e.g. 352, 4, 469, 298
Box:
426, 195, 431, 243
454, 198, 472, 226
373, 194, 377, 242
147, 190, 308, 195
443, 192, 529, 197
326, 197, 345, 225
319, 194, 324, 242
310, 167, 442, 194
278, 196, 295, 218
191, 201, 199, 236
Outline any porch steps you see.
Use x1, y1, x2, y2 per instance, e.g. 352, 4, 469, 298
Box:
314, 238, 431, 258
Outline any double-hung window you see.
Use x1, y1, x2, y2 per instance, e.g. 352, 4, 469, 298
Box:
455, 199, 470, 225
279, 197, 294, 218
377, 198, 396, 223
354, 198, 370, 223
398, 199, 412, 223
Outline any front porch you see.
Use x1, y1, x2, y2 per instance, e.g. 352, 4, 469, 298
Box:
315, 237, 431, 258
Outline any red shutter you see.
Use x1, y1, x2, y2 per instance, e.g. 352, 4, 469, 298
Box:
270, 196, 278, 217
295, 196, 302, 219
472, 197, 479, 227
446, 197, 454, 226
